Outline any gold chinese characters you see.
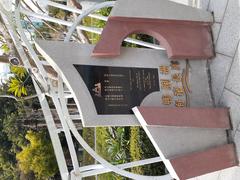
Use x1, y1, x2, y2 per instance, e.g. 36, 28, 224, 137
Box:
175, 100, 185, 107
162, 95, 172, 105
159, 66, 170, 74
170, 61, 180, 70
160, 79, 171, 89
172, 73, 182, 82
173, 87, 184, 96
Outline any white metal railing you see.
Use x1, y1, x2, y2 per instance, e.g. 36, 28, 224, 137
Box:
19, 1, 165, 50
0, 6, 70, 179
0, 0, 174, 179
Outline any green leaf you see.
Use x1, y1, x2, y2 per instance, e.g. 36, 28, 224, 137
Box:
10, 66, 27, 79
7, 78, 28, 97
1, 43, 10, 53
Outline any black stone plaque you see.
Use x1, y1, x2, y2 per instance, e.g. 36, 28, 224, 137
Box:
74, 65, 160, 114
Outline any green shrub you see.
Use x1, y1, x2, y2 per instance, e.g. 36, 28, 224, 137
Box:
16, 130, 58, 179
82, 128, 95, 166
139, 128, 166, 175
129, 127, 144, 174
96, 127, 120, 180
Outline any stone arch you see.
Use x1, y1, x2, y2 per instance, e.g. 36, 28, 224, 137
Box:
92, 17, 214, 59
124, 29, 173, 55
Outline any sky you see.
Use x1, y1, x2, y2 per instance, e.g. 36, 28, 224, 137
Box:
0, 63, 10, 85
0, 63, 10, 75
0, 46, 10, 85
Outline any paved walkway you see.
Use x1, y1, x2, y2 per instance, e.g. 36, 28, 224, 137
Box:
189, 0, 240, 179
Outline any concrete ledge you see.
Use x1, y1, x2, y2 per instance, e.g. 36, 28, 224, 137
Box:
133, 107, 231, 129
170, 144, 238, 180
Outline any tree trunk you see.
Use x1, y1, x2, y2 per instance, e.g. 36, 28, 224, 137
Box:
67, 0, 90, 43
70, 0, 82, 9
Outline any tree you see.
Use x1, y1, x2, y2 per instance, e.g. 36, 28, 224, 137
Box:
0, 126, 19, 180
16, 130, 58, 179
0, 101, 24, 180
0, 1, 72, 179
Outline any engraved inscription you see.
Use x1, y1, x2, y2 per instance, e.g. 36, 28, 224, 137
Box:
74, 65, 160, 114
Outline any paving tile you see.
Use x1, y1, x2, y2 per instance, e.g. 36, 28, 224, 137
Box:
208, 0, 228, 22
233, 167, 240, 178
237, 123, 240, 133
215, 0, 240, 57
198, 0, 210, 10
233, 130, 240, 162
195, 170, 220, 180
219, 89, 240, 133
170, 0, 190, 5
212, 23, 221, 44
225, 44, 240, 95
218, 167, 239, 180
188, 177, 198, 180
209, 53, 233, 104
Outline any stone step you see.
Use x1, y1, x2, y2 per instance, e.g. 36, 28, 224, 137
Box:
170, 144, 237, 180
133, 106, 231, 129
